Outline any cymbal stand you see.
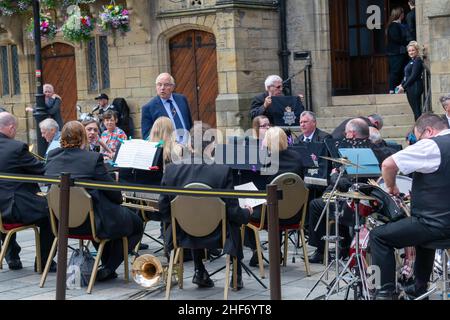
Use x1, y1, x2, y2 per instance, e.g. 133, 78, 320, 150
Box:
305, 197, 350, 300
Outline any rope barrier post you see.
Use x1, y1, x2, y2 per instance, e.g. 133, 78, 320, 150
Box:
56, 172, 71, 300
266, 184, 281, 300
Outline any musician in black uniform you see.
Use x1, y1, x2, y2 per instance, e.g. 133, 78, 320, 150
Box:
371, 114, 450, 299
306, 118, 393, 264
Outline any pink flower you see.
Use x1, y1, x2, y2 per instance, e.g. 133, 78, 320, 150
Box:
122, 9, 129, 15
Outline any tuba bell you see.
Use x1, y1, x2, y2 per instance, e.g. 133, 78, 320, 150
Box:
131, 254, 164, 288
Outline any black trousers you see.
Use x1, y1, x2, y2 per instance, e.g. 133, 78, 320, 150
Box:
2, 217, 54, 266
406, 84, 423, 121
192, 249, 242, 276
308, 198, 353, 253
388, 54, 407, 91
369, 216, 450, 288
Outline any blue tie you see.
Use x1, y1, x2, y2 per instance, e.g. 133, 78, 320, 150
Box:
167, 99, 183, 130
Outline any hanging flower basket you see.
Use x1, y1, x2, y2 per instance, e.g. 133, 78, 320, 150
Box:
98, 4, 130, 37
26, 14, 58, 41
0, 0, 32, 16
61, 10, 95, 43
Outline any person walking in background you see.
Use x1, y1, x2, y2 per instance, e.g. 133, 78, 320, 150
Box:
396, 41, 424, 121
386, 7, 409, 94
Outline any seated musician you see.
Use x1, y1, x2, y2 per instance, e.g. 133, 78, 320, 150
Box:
306, 118, 393, 264
0, 112, 55, 271
159, 123, 253, 289
251, 115, 271, 141
39, 118, 61, 158
371, 113, 450, 300
244, 126, 304, 266
295, 111, 331, 144
45, 121, 143, 282
82, 118, 110, 154
331, 114, 383, 140
149, 116, 183, 169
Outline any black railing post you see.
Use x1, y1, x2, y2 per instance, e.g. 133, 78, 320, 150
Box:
266, 184, 281, 300
56, 172, 71, 300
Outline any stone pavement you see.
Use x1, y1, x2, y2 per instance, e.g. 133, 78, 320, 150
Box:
0, 221, 442, 301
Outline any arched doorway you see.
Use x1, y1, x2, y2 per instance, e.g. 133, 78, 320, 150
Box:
169, 30, 218, 127
42, 43, 78, 123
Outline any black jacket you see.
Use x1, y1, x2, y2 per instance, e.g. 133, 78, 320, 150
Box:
159, 158, 250, 259
386, 22, 408, 56
45, 148, 136, 239
295, 128, 331, 144
0, 133, 48, 224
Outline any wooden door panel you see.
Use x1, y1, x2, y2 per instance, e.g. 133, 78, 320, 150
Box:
42, 43, 77, 123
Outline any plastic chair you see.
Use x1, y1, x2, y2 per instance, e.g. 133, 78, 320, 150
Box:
165, 183, 237, 300
40, 185, 129, 293
246, 172, 310, 278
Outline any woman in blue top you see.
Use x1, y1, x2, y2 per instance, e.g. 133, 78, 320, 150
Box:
396, 41, 424, 121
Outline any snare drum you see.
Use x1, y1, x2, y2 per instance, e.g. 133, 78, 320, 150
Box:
377, 175, 412, 196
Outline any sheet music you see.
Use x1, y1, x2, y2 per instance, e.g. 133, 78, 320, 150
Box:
115, 139, 159, 170
234, 182, 266, 208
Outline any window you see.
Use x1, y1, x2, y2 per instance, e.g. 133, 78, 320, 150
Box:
87, 35, 110, 92
0, 44, 20, 96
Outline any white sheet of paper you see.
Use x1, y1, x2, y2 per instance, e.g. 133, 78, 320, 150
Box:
234, 182, 266, 208
115, 139, 159, 170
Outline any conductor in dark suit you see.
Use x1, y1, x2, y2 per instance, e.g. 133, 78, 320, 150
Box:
249, 75, 304, 124
295, 111, 331, 143
0, 112, 54, 271
159, 123, 253, 289
45, 121, 143, 281
141, 73, 193, 143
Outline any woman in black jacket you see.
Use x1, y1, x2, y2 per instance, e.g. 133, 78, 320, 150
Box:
45, 121, 143, 281
386, 7, 409, 93
396, 41, 424, 120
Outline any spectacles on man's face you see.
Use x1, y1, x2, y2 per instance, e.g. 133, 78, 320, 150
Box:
271, 85, 282, 90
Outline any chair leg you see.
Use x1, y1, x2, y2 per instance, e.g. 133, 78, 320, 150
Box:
253, 229, 265, 279
165, 249, 176, 300
443, 249, 448, 301
224, 255, 231, 300
283, 231, 288, 267
40, 238, 58, 287
0, 231, 13, 270
134, 221, 147, 253
178, 248, 184, 289
300, 228, 311, 276
87, 240, 106, 294
33, 227, 42, 273
122, 237, 129, 282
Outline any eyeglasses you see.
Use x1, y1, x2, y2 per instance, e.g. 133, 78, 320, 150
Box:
156, 83, 174, 88
417, 127, 430, 141
271, 85, 282, 90
259, 124, 271, 128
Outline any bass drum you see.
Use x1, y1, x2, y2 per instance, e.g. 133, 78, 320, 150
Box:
377, 175, 412, 196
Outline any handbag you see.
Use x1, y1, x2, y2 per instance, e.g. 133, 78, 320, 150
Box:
66, 245, 95, 289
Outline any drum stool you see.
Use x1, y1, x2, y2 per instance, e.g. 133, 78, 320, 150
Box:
416, 239, 450, 300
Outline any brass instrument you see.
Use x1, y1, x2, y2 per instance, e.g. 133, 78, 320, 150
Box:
131, 254, 164, 288
322, 192, 337, 203
29, 144, 45, 161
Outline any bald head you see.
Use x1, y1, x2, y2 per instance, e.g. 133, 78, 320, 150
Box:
345, 118, 369, 139
0, 112, 18, 139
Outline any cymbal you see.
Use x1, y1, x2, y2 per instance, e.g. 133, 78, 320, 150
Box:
319, 156, 365, 169
334, 191, 376, 201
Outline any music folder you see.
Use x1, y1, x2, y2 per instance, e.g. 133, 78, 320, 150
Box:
113, 139, 163, 171
338, 148, 381, 177
270, 96, 304, 127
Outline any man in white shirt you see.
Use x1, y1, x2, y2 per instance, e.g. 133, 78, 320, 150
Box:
371, 113, 450, 300
439, 94, 450, 127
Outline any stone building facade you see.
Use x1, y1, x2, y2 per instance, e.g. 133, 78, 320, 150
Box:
0, 0, 448, 145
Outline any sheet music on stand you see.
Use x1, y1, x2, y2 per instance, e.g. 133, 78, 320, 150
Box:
234, 182, 266, 208
114, 139, 162, 170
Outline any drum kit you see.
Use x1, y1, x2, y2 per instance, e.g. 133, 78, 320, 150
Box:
306, 155, 413, 300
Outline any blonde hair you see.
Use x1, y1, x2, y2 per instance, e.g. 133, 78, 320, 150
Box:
60, 121, 87, 149
149, 117, 180, 164
264, 126, 288, 152
407, 41, 421, 56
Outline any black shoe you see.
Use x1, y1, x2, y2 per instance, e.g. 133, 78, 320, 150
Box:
139, 243, 149, 250
305, 250, 323, 264
404, 282, 428, 299
207, 248, 222, 258
230, 275, 244, 291
7, 259, 22, 270
249, 251, 259, 267
374, 284, 398, 300
96, 267, 118, 282
192, 269, 214, 288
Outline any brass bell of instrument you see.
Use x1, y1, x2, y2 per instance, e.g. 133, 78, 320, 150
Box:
131, 254, 163, 288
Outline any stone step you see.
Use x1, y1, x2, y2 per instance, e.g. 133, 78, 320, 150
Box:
331, 94, 408, 106
317, 103, 412, 118
317, 114, 415, 128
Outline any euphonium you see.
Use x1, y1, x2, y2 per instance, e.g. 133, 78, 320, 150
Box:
131, 254, 164, 288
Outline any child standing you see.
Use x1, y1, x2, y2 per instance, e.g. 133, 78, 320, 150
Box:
100, 110, 127, 161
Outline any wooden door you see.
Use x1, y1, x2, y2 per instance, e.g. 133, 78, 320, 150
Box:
329, 0, 391, 95
170, 30, 218, 128
42, 43, 78, 124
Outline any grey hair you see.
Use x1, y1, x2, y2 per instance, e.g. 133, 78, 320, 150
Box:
439, 94, 450, 105
43, 83, 54, 92
346, 118, 369, 139
415, 113, 448, 132
368, 114, 384, 130
156, 73, 175, 85
300, 111, 316, 122
0, 112, 17, 129
39, 118, 59, 131
264, 75, 282, 90
369, 127, 382, 144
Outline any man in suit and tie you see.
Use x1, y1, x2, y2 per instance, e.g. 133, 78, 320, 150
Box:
296, 111, 331, 143
141, 73, 193, 143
